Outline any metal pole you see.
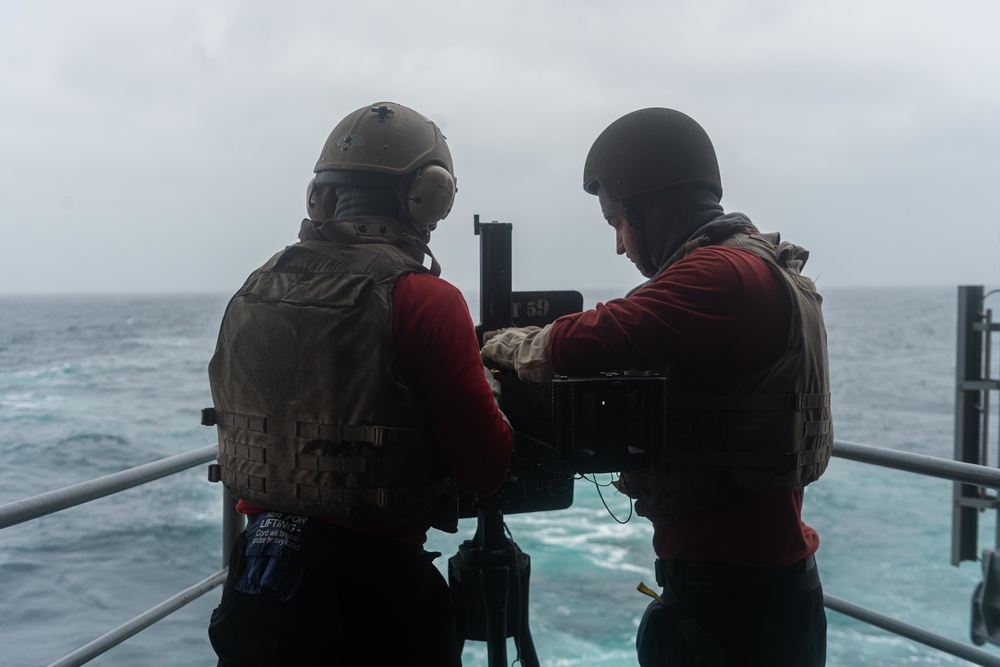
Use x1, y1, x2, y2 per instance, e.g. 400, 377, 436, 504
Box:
0, 445, 218, 529
834, 439, 1000, 489
824, 593, 1000, 667
989, 308, 1000, 550
475, 217, 513, 337
954, 285, 985, 564
44, 569, 228, 667
221, 488, 244, 567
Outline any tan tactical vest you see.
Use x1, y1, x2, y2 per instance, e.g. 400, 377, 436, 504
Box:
617, 231, 833, 522
206, 231, 453, 524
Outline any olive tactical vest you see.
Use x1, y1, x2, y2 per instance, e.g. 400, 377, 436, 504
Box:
617, 231, 833, 523
206, 235, 453, 524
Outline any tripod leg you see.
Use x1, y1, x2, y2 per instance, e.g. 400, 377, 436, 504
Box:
513, 627, 540, 667
511, 549, 538, 667
481, 564, 510, 667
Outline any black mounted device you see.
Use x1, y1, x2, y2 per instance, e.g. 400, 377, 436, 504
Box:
448, 216, 668, 666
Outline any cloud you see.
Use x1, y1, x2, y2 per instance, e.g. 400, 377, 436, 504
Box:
2, 0, 999, 294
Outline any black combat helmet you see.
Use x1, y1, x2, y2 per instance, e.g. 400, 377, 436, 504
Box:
583, 108, 722, 202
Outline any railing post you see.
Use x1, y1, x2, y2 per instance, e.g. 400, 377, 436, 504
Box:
954, 285, 986, 565
221, 489, 244, 568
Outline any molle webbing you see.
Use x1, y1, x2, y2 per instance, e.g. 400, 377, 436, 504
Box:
294, 421, 425, 446
619, 230, 833, 522
651, 444, 832, 472
207, 237, 451, 523
215, 461, 451, 510
295, 477, 453, 510
204, 408, 426, 447
201, 408, 266, 433
662, 392, 832, 459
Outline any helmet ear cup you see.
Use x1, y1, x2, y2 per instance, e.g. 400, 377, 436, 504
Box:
306, 178, 336, 221
404, 164, 456, 228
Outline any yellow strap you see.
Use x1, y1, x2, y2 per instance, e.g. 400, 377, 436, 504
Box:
637, 581, 663, 604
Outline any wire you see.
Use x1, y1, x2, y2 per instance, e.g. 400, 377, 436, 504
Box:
578, 472, 633, 524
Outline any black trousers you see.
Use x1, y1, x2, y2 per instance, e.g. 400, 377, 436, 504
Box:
637, 556, 827, 667
208, 520, 460, 667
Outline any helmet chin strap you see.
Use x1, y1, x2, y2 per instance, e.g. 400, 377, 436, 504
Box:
404, 232, 442, 277
624, 200, 658, 278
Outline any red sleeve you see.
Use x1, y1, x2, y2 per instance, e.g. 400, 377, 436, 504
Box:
392, 272, 512, 496
548, 246, 819, 566
549, 246, 789, 389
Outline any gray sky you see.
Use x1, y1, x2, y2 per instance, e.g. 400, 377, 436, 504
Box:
2, 0, 998, 296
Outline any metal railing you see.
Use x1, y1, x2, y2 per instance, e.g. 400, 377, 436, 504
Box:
828, 439, 1000, 666
0, 445, 218, 530
0, 444, 244, 667
3, 439, 1000, 666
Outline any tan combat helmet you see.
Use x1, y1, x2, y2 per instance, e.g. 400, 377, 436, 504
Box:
306, 102, 456, 231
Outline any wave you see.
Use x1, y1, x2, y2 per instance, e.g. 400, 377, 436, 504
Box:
0, 288, 991, 666
0, 363, 76, 385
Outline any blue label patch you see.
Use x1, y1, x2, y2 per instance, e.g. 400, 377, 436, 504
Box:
235, 512, 316, 601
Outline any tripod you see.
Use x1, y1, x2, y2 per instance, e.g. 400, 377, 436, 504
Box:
448, 492, 539, 667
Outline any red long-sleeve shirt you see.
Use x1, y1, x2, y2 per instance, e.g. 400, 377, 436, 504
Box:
549, 245, 819, 566
238, 270, 513, 545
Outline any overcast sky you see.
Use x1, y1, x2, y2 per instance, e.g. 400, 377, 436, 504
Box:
2, 0, 998, 297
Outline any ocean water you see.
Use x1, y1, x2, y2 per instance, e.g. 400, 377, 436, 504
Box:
2, 286, 999, 666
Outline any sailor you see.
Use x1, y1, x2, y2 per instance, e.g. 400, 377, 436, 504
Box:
206, 102, 512, 666
482, 108, 830, 666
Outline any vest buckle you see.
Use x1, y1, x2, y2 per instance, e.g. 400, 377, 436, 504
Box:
372, 427, 397, 446
783, 451, 803, 472
376, 488, 396, 509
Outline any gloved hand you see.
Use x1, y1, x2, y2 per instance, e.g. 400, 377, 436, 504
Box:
482, 364, 516, 440
483, 365, 502, 403
481, 325, 556, 383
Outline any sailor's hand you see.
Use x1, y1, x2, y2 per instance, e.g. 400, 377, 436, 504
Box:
481, 327, 537, 367
483, 364, 502, 402
480, 325, 556, 383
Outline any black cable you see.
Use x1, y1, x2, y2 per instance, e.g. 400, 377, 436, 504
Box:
578, 473, 633, 524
